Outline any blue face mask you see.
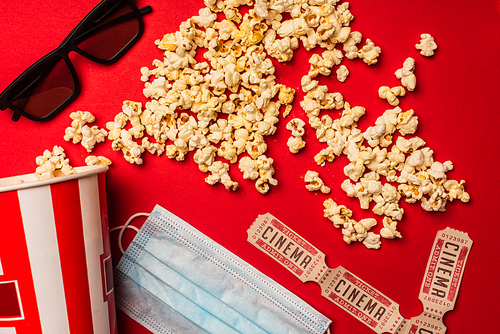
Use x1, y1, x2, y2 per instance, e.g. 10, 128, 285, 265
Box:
114, 205, 331, 334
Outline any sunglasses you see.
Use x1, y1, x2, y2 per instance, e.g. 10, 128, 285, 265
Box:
0, 0, 152, 122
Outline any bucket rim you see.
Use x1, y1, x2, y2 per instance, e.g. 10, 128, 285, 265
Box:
0, 165, 109, 193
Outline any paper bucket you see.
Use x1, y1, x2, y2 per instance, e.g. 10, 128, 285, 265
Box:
0, 165, 117, 334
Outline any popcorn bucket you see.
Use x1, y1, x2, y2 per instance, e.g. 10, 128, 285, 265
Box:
0, 165, 117, 334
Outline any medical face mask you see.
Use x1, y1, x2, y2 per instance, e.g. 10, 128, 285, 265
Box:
114, 205, 331, 334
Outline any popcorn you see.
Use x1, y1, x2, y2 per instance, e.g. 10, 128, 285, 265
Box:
246, 132, 268, 159
416, 33, 437, 57
343, 31, 362, 59
106, 112, 128, 141
264, 31, 299, 62
336, 65, 349, 82
64, 111, 95, 144
238, 155, 260, 180
395, 57, 416, 91
380, 217, 402, 239
206, 161, 239, 191
304, 170, 331, 194
64, 111, 107, 153
87, 0, 469, 223
143, 76, 171, 99
395, 136, 425, 154
363, 232, 381, 250
193, 145, 218, 172
324, 199, 381, 249
342, 218, 377, 245
421, 186, 447, 212
35, 146, 74, 180
122, 101, 145, 139
85, 155, 112, 166
255, 155, 278, 194
286, 118, 306, 137
323, 198, 353, 228
396, 108, 419, 136
378, 86, 406, 107
81, 125, 108, 153
444, 179, 470, 203
308, 52, 338, 78
314, 146, 336, 166
287, 136, 306, 154
341, 172, 382, 209
111, 129, 145, 164
339, 103, 365, 128
218, 140, 238, 163
358, 39, 381, 65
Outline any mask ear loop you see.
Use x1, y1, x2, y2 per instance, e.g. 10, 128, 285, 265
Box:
110, 212, 150, 254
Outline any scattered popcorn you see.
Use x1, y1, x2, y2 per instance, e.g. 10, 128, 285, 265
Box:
34, 146, 75, 180
378, 86, 406, 106
324, 198, 381, 249
304, 170, 331, 194
314, 146, 336, 166
323, 198, 353, 228
395, 57, 416, 91
286, 118, 306, 137
342, 218, 377, 245
71, 0, 470, 239
444, 179, 470, 203
255, 155, 278, 194
363, 232, 381, 250
336, 65, 349, 82
64, 111, 95, 144
206, 161, 239, 191
85, 155, 112, 166
380, 217, 402, 239
287, 136, 306, 154
343, 31, 362, 60
358, 39, 381, 65
81, 125, 108, 153
282, 104, 293, 118
416, 33, 437, 57
64, 111, 108, 153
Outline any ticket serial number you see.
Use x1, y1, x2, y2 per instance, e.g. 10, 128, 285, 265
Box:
422, 295, 453, 307
414, 319, 444, 332
441, 233, 469, 245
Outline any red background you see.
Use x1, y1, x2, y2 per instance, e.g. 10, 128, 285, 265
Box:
1, 0, 499, 333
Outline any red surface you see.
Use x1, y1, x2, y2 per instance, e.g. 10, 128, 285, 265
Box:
1, 1, 499, 333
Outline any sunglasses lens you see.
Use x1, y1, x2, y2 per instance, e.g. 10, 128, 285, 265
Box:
75, 1, 140, 61
9, 56, 76, 119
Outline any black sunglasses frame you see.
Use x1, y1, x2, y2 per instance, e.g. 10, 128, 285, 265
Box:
0, 0, 152, 122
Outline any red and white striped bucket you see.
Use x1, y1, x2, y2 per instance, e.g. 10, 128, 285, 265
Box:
0, 165, 117, 334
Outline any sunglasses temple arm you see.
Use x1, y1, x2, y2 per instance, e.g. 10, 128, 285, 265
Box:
0, 99, 19, 121
138, 6, 153, 15
74, 6, 153, 45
